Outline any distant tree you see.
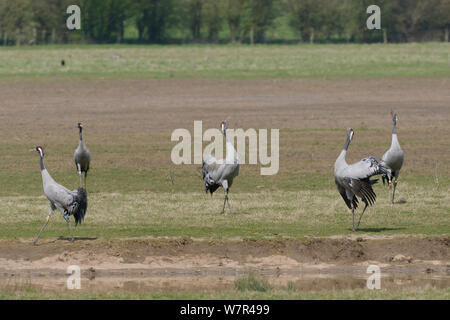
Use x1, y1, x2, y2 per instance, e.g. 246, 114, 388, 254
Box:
420, 0, 450, 41
224, 0, 244, 43
134, 0, 175, 43
436, 0, 450, 41
186, 0, 203, 40
288, 0, 329, 43
81, 0, 129, 43
242, 0, 275, 43
392, 0, 427, 42
202, 0, 222, 41
320, 0, 347, 42
0, 0, 35, 45
345, 0, 391, 43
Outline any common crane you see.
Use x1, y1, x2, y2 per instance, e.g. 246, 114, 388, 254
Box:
334, 128, 392, 231
32, 146, 87, 244
202, 121, 240, 214
74, 122, 91, 189
381, 112, 404, 204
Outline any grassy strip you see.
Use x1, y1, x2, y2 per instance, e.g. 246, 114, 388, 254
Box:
0, 43, 448, 79
1, 181, 448, 239
0, 287, 448, 300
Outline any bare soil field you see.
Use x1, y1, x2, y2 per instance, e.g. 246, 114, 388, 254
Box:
0, 237, 448, 294
0, 78, 449, 195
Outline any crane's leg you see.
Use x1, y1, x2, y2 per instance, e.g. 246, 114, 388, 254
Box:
391, 175, 398, 204
226, 190, 232, 214
389, 184, 393, 204
77, 163, 82, 188
351, 206, 355, 232
64, 214, 74, 242
355, 199, 369, 231
33, 208, 53, 245
220, 181, 229, 214
221, 195, 227, 214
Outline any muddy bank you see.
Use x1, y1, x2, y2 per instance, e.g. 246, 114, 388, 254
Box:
0, 236, 448, 293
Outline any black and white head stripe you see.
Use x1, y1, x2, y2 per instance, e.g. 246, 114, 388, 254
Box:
348, 128, 354, 140
221, 121, 228, 133
35, 146, 44, 157
391, 111, 398, 123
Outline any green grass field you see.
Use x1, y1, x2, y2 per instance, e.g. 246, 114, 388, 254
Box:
1, 288, 448, 300
1, 185, 448, 240
0, 43, 448, 79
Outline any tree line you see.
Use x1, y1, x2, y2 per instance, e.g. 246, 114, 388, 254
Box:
0, 0, 448, 45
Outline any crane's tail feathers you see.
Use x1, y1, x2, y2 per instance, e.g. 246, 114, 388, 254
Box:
71, 188, 87, 225
204, 180, 220, 195
378, 162, 393, 183
351, 196, 359, 210
202, 164, 220, 195
352, 179, 377, 207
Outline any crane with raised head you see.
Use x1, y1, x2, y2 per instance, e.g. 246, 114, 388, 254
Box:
202, 121, 240, 214
381, 112, 404, 204
334, 128, 392, 231
74, 122, 91, 189
32, 146, 87, 244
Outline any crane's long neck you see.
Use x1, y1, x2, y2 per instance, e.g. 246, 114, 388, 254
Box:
391, 132, 400, 149
224, 131, 238, 164
343, 134, 351, 151
39, 155, 45, 171
392, 120, 397, 135
391, 120, 401, 148
79, 127, 83, 141
38, 154, 55, 188
336, 134, 351, 167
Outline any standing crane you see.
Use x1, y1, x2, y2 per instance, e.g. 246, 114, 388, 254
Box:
32, 146, 87, 244
202, 121, 240, 214
334, 128, 392, 231
74, 122, 91, 189
381, 112, 404, 204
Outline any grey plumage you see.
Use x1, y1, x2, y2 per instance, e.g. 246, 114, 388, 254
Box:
202, 121, 239, 214
74, 122, 91, 188
381, 112, 404, 204
334, 128, 392, 231
33, 146, 87, 244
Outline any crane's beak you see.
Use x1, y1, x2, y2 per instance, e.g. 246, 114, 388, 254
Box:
29, 148, 35, 152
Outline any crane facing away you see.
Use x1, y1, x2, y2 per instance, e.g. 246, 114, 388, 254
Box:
74, 122, 91, 189
32, 146, 87, 244
202, 121, 240, 214
381, 112, 404, 204
334, 128, 392, 231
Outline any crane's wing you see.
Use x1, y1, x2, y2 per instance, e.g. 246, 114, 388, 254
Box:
335, 177, 359, 210
343, 156, 391, 206
202, 155, 222, 194
45, 182, 74, 209
346, 156, 391, 180
45, 183, 87, 225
